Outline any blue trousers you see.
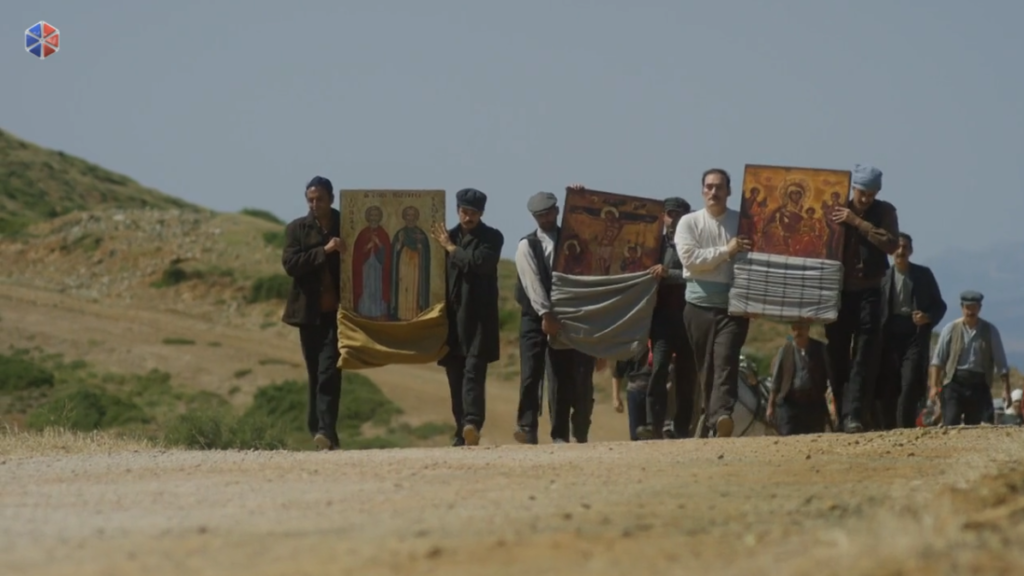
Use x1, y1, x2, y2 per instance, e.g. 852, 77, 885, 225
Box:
626, 388, 650, 441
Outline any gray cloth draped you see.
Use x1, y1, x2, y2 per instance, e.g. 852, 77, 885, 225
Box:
548, 271, 660, 360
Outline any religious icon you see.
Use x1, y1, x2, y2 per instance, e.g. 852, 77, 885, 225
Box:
738, 165, 851, 261
352, 205, 393, 320
339, 190, 446, 321
560, 237, 592, 276
553, 187, 664, 275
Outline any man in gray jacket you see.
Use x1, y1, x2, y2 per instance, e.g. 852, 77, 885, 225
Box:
928, 290, 1011, 426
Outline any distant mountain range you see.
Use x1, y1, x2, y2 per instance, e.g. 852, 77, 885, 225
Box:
920, 242, 1024, 370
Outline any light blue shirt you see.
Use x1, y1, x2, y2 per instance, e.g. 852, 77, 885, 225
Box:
930, 319, 1010, 375
685, 279, 731, 309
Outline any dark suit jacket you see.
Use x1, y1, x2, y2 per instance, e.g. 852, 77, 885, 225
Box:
880, 262, 947, 337
280, 209, 341, 327
441, 221, 504, 364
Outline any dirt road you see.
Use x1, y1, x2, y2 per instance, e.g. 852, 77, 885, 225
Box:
1, 427, 1023, 576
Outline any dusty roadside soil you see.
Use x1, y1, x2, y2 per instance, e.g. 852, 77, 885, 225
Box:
2, 427, 1023, 576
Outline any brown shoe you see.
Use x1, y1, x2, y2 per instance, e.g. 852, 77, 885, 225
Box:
714, 415, 734, 438
462, 424, 480, 446
313, 433, 335, 451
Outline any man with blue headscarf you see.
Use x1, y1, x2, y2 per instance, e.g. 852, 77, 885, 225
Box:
824, 164, 899, 433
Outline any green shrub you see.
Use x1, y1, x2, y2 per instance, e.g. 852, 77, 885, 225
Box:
163, 408, 287, 450
163, 408, 231, 449
152, 265, 235, 288
0, 354, 56, 393
162, 337, 196, 345
152, 265, 190, 288
241, 373, 403, 448
247, 274, 291, 303
339, 372, 404, 434
741, 350, 771, 378
240, 208, 284, 225
26, 387, 149, 431
186, 390, 232, 412
262, 230, 286, 250
498, 307, 520, 333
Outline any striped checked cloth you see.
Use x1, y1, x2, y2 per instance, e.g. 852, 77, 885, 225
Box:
727, 252, 843, 323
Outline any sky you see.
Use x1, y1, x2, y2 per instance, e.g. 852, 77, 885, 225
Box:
6, 0, 1024, 265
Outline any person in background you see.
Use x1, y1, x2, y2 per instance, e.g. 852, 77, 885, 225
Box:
878, 232, 946, 429
512, 191, 577, 445
612, 342, 654, 441
929, 290, 1012, 426
431, 188, 504, 446
999, 389, 1023, 425
766, 323, 831, 436
825, 163, 899, 433
676, 168, 752, 438
646, 196, 698, 439
662, 360, 681, 438
281, 175, 345, 451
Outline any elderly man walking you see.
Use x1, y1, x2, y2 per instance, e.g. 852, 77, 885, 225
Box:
432, 188, 505, 446
824, 164, 899, 433
643, 196, 698, 439
513, 191, 579, 444
929, 291, 1012, 426
675, 169, 752, 438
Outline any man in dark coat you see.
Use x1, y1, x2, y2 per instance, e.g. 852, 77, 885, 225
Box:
281, 175, 345, 450
878, 232, 947, 429
431, 188, 505, 446
643, 196, 699, 440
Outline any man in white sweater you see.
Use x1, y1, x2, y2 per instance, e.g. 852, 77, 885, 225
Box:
673, 168, 753, 438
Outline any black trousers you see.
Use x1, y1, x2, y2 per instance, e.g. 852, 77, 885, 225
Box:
446, 354, 488, 436
683, 303, 750, 429
648, 310, 698, 438
879, 316, 929, 429
517, 313, 577, 439
825, 288, 883, 427
941, 370, 994, 426
547, 351, 593, 442
776, 394, 828, 436
298, 312, 343, 445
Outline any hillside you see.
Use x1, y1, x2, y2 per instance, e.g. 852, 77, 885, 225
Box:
0, 128, 201, 235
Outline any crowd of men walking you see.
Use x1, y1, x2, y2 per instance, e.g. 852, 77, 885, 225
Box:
279, 168, 1016, 450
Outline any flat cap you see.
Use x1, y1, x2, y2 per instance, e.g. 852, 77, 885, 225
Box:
852, 164, 883, 193
455, 188, 487, 212
960, 290, 984, 303
527, 191, 558, 214
664, 196, 690, 213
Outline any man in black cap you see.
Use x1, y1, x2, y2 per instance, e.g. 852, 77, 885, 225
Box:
431, 188, 505, 446
281, 175, 345, 451
928, 290, 1011, 426
877, 232, 947, 429
512, 191, 580, 444
640, 196, 699, 440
